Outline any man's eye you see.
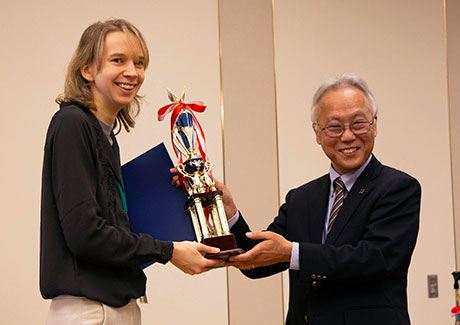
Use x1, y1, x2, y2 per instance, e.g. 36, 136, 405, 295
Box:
352, 121, 367, 128
327, 125, 342, 130
112, 58, 122, 63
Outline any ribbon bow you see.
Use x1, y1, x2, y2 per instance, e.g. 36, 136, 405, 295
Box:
157, 101, 206, 121
156, 89, 208, 161
157, 88, 206, 122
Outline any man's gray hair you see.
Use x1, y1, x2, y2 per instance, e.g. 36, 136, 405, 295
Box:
311, 73, 378, 122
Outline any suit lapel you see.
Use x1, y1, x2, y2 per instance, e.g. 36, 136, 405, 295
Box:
325, 156, 382, 244
308, 175, 330, 244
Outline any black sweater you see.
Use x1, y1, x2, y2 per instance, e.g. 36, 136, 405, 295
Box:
40, 102, 173, 307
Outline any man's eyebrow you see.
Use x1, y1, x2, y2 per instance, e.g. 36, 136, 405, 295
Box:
325, 113, 369, 122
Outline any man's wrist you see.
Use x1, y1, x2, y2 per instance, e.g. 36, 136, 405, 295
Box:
226, 205, 237, 220
227, 210, 240, 229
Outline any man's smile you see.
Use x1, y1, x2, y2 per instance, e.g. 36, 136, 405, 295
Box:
339, 147, 359, 154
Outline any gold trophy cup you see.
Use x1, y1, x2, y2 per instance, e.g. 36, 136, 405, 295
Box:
158, 89, 243, 260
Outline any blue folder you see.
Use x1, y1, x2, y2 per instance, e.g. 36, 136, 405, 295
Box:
121, 143, 195, 251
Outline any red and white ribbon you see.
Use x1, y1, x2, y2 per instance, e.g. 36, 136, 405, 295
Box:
157, 100, 208, 161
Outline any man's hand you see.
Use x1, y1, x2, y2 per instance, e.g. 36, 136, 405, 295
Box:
170, 167, 181, 188
169, 168, 238, 219
226, 231, 292, 270
170, 241, 224, 275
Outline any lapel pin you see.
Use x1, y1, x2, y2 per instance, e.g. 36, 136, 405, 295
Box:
359, 188, 365, 194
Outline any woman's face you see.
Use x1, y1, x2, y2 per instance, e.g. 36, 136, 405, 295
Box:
81, 31, 146, 119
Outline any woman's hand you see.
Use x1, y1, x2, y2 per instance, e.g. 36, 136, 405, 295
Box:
170, 241, 224, 275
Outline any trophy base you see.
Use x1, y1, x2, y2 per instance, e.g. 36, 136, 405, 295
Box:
203, 234, 244, 260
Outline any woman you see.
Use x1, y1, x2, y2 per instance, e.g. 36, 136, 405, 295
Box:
40, 18, 221, 325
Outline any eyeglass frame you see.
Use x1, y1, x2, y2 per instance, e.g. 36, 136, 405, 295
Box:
314, 118, 376, 138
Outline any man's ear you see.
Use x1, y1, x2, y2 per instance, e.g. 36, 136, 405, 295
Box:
372, 115, 378, 137
313, 124, 321, 144
81, 65, 94, 82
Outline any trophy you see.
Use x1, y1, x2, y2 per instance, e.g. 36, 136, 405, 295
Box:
157, 89, 244, 260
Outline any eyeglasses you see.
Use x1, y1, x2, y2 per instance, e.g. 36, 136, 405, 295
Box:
315, 118, 375, 138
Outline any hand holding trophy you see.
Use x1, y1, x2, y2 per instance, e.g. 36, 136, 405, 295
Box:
158, 89, 243, 260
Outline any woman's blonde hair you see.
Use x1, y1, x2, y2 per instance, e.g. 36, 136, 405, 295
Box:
57, 18, 149, 133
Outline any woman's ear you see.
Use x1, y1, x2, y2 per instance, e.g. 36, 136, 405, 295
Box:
80, 65, 94, 82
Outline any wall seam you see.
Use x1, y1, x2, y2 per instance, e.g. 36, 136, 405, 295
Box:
270, 0, 285, 322
216, 0, 232, 323
444, 0, 458, 270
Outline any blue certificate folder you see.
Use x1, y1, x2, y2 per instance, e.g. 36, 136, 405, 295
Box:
121, 143, 195, 267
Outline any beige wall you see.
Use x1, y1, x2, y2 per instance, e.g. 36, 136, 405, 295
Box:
273, 1, 455, 324
1, 0, 458, 324
219, 0, 285, 324
1, 1, 227, 324
447, 0, 460, 268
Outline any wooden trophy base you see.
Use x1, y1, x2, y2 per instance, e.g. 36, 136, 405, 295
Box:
203, 234, 244, 261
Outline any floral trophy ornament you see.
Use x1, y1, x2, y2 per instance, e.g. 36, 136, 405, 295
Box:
157, 89, 244, 260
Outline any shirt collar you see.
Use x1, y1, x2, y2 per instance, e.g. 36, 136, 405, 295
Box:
97, 119, 114, 146
329, 154, 373, 193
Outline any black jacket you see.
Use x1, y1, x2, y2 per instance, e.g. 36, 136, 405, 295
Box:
40, 102, 173, 307
232, 156, 420, 325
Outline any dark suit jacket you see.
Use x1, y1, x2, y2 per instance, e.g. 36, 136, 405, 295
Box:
231, 156, 420, 325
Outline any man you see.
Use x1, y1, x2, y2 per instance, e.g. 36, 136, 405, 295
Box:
223, 73, 421, 325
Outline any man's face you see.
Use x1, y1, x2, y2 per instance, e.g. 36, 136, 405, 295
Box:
314, 86, 377, 175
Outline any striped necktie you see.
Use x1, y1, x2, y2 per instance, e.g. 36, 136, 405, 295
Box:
327, 177, 346, 235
